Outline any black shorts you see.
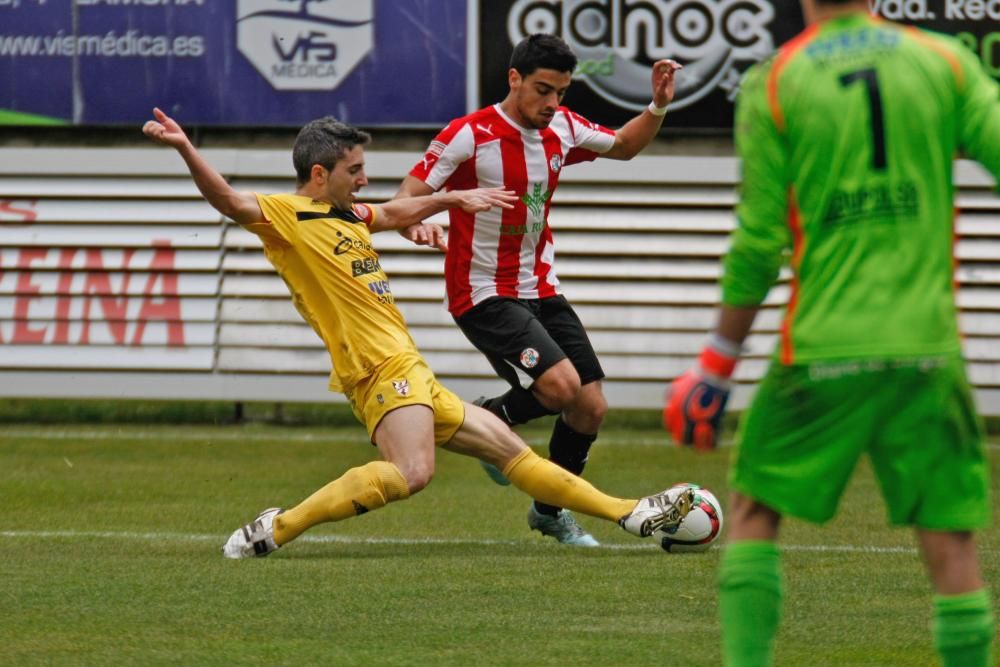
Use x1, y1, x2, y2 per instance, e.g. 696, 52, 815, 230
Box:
454, 295, 605, 390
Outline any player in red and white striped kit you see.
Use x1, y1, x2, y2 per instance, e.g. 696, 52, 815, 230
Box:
396, 34, 682, 546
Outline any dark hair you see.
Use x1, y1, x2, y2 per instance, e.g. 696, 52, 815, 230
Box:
292, 116, 371, 185
509, 33, 577, 77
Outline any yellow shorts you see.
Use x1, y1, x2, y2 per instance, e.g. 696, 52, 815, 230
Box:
345, 353, 466, 446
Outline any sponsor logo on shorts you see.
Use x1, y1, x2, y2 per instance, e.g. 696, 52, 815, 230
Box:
392, 379, 410, 396
519, 347, 540, 369
376, 393, 384, 404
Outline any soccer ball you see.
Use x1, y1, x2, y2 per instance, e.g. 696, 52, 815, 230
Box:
659, 482, 724, 553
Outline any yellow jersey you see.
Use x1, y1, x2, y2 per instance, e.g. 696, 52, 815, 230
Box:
248, 193, 419, 392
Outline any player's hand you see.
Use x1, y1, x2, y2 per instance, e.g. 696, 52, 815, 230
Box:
664, 369, 730, 450
651, 59, 683, 107
454, 187, 517, 214
399, 222, 448, 252
663, 337, 739, 450
143, 107, 190, 149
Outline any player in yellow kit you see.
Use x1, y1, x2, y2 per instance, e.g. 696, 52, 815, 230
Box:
142, 108, 693, 557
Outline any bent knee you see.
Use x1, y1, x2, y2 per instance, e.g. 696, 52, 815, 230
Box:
535, 373, 582, 408
398, 463, 435, 494
578, 393, 608, 425
562, 385, 608, 432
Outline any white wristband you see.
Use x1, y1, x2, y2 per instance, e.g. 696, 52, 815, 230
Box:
647, 101, 668, 116
707, 332, 744, 358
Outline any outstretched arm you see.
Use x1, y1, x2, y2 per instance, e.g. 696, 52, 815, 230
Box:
391, 176, 447, 250
369, 187, 515, 235
142, 107, 264, 225
395, 175, 435, 199
602, 59, 683, 161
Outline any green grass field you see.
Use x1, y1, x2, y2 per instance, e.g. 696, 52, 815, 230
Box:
3, 410, 998, 666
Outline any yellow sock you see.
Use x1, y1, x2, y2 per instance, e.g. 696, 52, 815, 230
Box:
272, 461, 410, 546
502, 448, 635, 522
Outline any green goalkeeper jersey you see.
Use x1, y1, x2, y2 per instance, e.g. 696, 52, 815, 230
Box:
724, 12, 1000, 364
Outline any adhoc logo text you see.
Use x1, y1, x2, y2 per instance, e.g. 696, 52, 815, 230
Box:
237, 0, 373, 91
506, 0, 775, 112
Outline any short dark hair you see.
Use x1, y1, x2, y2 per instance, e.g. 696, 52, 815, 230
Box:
292, 117, 371, 185
509, 33, 577, 77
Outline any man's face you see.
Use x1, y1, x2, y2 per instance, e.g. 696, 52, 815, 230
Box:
321, 144, 368, 208
509, 67, 573, 129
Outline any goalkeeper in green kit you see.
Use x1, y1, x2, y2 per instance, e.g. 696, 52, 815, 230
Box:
664, 0, 1000, 665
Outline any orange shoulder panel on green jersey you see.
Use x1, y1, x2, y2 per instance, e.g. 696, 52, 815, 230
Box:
247, 193, 420, 392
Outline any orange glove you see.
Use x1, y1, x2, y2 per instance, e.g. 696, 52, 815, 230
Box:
664, 338, 739, 450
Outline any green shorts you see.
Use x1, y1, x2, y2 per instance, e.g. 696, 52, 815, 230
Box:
730, 356, 990, 529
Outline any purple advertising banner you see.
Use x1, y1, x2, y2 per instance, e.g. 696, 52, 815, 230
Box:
478, 0, 1000, 131
0, 0, 468, 127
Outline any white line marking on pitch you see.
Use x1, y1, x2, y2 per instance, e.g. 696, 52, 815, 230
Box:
0, 530, 925, 554
0, 428, 690, 448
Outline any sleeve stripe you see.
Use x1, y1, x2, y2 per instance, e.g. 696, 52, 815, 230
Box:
779, 193, 805, 365
767, 24, 821, 133
562, 108, 576, 144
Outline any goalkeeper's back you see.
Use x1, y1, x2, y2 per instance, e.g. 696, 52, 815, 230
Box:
725, 13, 1000, 363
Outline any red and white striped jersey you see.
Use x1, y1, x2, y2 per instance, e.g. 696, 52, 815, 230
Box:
409, 104, 615, 316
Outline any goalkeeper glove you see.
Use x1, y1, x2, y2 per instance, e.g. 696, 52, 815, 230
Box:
664, 335, 740, 450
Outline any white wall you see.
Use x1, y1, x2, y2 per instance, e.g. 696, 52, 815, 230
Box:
1, 148, 999, 413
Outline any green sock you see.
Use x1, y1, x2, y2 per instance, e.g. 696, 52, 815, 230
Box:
718, 540, 782, 667
933, 589, 994, 667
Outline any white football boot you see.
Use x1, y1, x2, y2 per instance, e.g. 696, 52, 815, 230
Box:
619, 486, 696, 538
222, 507, 283, 559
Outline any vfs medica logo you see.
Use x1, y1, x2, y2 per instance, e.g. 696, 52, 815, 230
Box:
506, 0, 776, 112
237, 0, 373, 91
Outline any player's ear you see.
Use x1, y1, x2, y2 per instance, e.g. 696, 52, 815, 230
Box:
508, 68, 522, 90
310, 164, 328, 184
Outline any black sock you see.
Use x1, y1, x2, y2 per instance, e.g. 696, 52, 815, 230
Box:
534, 416, 598, 516
483, 387, 557, 426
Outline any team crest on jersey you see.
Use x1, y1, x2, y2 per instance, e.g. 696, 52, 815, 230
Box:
519, 348, 540, 369
351, 203, 374, 224
549, 153, 562, 173
392, 379, 410, 397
